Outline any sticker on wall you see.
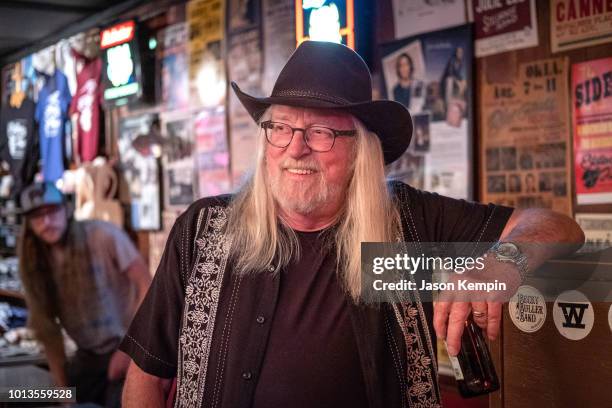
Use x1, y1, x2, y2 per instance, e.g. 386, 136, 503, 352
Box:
509, 285, 546, 333
552, 290, 594, 341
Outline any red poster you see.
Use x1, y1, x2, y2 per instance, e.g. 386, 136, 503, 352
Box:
573, 58, 612, 204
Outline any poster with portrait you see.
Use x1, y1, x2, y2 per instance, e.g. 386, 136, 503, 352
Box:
391, 0, 466, 39
550, 0, 612, 53
381, 24, 472, 199
228, 27, 263, 185
160, 112, 195, 209
187, 0, 226, 107
572, 58, 612, 204
195, 107, 231, 197
118, 114, 161, 230
467, 0, 538, 57
481, 57, 572, 216
159, 22, 189, 110
228, 0, 260, 32
262, 0, 295, 94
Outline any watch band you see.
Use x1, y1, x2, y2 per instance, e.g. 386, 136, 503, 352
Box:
488, 242, 529, 280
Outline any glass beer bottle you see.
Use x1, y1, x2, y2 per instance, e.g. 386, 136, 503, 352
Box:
446, 315, 500, 398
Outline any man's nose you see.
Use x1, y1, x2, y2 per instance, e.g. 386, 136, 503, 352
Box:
285, 129, 311, 158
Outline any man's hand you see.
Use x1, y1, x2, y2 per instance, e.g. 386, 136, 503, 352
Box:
107, 350, 131, 381
433, 259, 523, 356
434, 207, 584, 356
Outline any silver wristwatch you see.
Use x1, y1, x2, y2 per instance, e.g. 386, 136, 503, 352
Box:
487, 242, 529, 280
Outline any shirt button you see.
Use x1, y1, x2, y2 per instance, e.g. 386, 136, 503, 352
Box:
242, 371, 252, 380
256, 315, 265, 324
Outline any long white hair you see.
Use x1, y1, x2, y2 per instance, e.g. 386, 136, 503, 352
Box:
226, 108, 400, 301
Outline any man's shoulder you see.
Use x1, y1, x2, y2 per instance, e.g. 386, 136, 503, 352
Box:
80, 219, 132, 243
387, 180, 432, 203
179, 194, 234, 222
170, 194, 235, 237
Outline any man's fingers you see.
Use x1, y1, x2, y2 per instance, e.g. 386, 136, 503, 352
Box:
486, 302, 503, 340
433, 301, 451, 340
444, 303, 470, 356
471, 301, 488, 329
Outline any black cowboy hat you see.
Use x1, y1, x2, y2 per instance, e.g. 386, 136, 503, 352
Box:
231, 41, 412, 164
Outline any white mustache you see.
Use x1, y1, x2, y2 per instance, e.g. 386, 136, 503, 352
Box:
280, 159, 320, 171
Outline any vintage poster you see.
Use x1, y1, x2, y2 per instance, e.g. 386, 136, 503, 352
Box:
391, 0, 466, 39
572, 58, 612, 204
550, 0, 612, 53
160, 112, 195, 209
467, 0, 538, 57
381, 25, 473, 199
575, 213, 612, 251
117, 114, 161, 230
481, 57, 572, 216
228, 27, 263, 185
158, 22, 189, 110
187, 0, 226, 107
262, 0, 295, 94
194, 107, 231, 197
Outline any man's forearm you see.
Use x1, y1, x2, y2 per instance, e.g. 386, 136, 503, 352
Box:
122, 361, 169, 408
501, 208, 585, 275
42, 336, 67, 387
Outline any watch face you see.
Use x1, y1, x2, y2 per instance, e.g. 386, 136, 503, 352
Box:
499, 242, 519, 257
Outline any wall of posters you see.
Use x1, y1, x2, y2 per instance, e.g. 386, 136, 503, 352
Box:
481, 57, 572, 215
550, 0, 612, 53
391, 0, 466, 39
467, 0, 538, 57
160, 112, 194, 209
187, 0, 226, 107
381, 25, 473, 199
228, 26, 263, 185
572, 58, 612, 204
118, 114, 161, 230
195, 107, 231, 197
262, 0, 295, 94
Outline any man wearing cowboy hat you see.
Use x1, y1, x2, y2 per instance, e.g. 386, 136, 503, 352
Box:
120, 41, 584, 407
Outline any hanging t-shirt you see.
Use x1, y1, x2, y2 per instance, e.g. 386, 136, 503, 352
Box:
35, 70, 71, 182
69, 56, 102, 162
0, 99, 39, 198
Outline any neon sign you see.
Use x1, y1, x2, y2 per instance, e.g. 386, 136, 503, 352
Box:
296, 0, 354, 49
100, 20, 135, 49
101, 20, 141, 105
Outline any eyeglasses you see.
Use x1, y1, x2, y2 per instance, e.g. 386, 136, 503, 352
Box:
261, 120, 356, 152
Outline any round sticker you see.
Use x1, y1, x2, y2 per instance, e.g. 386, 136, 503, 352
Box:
552, 290, 594, 341
508, 285, 546, 333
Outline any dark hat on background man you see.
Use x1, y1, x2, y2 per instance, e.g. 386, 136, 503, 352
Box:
231, 41, 413, 164
20, 182, 64, 215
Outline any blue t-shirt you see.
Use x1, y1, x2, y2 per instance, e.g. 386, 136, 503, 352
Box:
35, 70, 71, 182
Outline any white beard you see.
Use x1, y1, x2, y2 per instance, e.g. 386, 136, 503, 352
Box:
267, 160, 342, 215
